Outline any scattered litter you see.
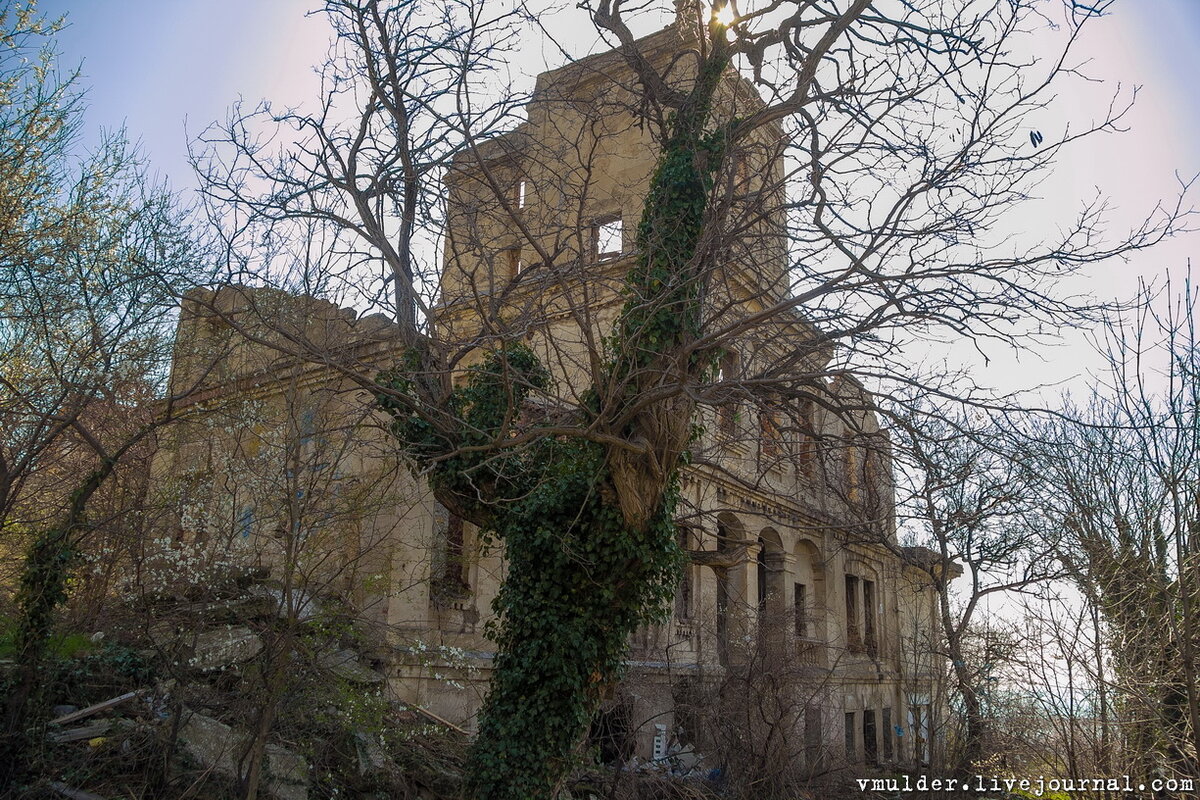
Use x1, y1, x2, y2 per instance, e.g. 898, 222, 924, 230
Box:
621, 741, 715, 782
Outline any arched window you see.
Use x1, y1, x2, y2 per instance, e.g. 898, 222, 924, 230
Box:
757, 528, 786, 613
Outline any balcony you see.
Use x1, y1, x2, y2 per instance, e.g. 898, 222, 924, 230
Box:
673, 620, 697, 643
796, 637, 827, 668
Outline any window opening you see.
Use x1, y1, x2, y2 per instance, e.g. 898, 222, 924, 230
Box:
594, 216, 623, 261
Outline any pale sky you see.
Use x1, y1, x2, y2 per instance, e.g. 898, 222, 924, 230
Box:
36, 0, 1200, 395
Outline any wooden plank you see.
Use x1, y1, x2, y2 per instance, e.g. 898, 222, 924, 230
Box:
48, 721, 110, 743
409, 704, 468, 736
50, 689, 144, 726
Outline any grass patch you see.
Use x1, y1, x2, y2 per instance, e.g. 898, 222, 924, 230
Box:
0, 615, 100, 660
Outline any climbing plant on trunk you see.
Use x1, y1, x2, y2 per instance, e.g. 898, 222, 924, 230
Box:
376, 22, 735, 799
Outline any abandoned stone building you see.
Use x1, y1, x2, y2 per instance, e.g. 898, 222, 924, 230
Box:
153, 19, 952, 776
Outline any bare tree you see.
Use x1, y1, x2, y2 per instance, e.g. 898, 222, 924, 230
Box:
1005, 589, 1121, 782
0, 1, 210, 779
893, 403, 1063, 774
192, 0, 1190, 796
1021, 275, 1200, 787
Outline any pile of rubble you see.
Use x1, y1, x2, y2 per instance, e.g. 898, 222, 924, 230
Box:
28, 580, 461, 800
42, 684, 309, 800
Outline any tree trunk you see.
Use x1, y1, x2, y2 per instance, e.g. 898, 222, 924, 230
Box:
1, 466, 111, 785
463, 470, 682, 800
457, 31, 732, 800
948, 639, 985, 776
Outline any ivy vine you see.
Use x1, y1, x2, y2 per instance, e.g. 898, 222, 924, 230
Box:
376, 23, 732, 800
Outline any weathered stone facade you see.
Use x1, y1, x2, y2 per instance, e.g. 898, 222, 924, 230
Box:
153, 21, 952, 776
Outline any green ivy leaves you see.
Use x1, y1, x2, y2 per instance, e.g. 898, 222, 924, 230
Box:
376, 36, 731, 799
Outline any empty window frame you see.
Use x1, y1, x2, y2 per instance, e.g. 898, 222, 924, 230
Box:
512, 179, 528, 209
732, 145, 768, 192
674, 527, 694, 621
794, 582, 808, 638
845, 574, 861, 649
734, 151, 751, 187
593, 216, 623, 261
863, 578, 878, 656
759, 395, 784, 459
844, 712, 857, 763
863, 448, 882, 516
432, 509, 470, 600
730, 148, 761, 201
798, 400, 817, 474
716, 349, 740, 435
503, 247, 523, 277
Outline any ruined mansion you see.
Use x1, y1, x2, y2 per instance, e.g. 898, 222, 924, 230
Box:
152, 22, 953, 776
